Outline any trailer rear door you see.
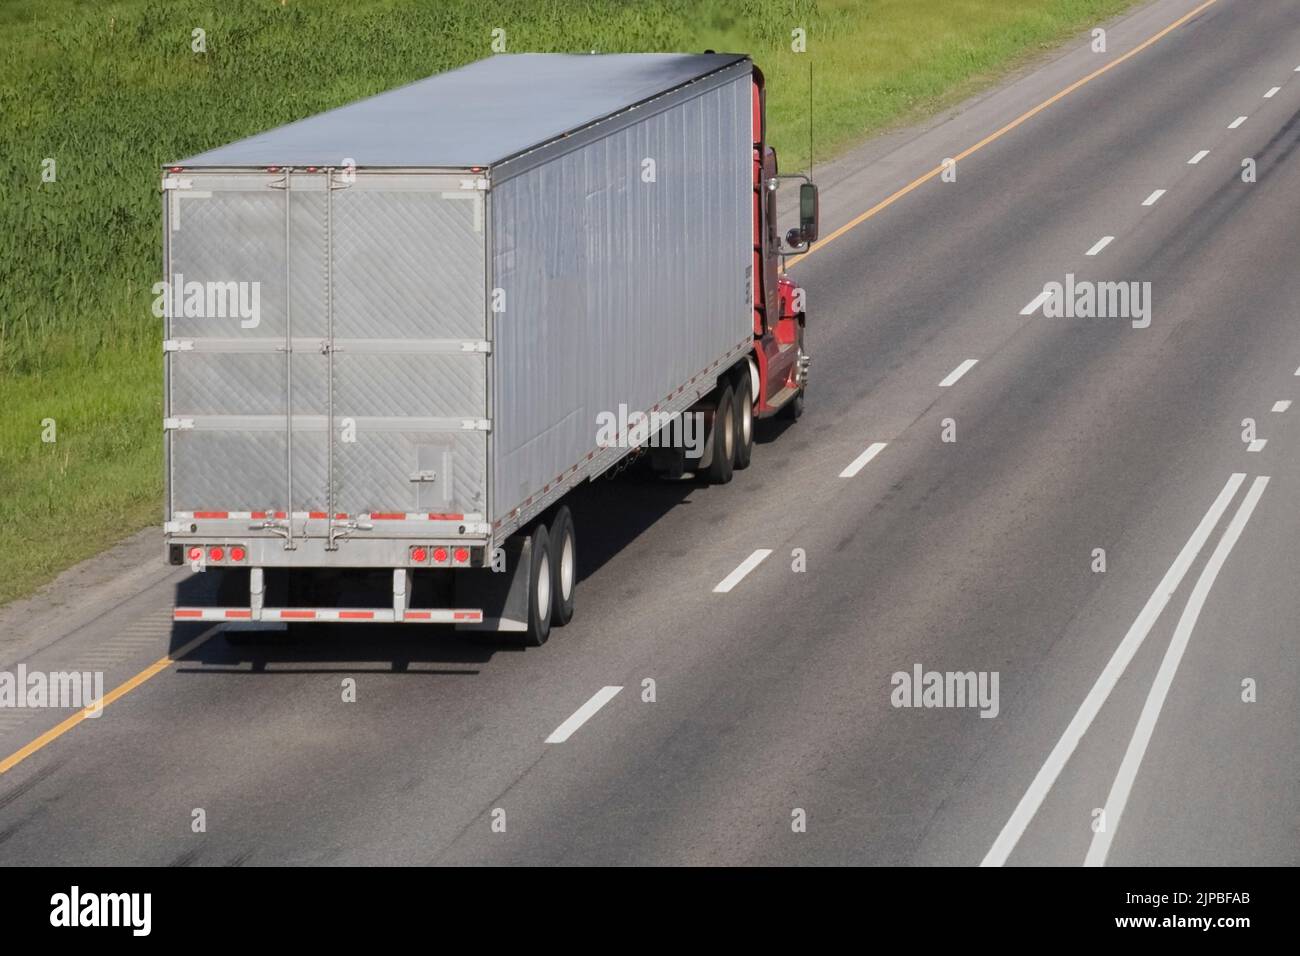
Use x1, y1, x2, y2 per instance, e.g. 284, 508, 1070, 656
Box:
164, 169, 489, 544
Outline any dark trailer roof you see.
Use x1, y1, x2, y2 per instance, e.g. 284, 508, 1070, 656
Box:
174, 52, 749, 170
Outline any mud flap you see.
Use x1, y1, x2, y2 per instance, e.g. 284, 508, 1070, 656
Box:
453, 535, 530, 632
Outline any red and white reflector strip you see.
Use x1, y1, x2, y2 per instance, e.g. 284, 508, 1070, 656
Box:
173, 607, 483, 624
174, 608, 253, 621
405, 610, 484, 623
367, 512, 466, 521
175, 511, 472, 522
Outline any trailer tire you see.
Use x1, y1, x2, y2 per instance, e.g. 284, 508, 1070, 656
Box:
522, 524, 553, 646
549, 506, 577, 627
733, 370, 754, 470
705, 382, 735, 484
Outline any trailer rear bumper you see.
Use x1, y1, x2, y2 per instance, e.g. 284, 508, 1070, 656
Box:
173, 607, 483, 624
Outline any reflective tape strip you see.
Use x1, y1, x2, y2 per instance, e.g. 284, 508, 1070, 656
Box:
172, 607, 485, 623
178, 511, 475, 523
173, 608, 251, 621
177, 511, 351, 520
406, 609, 483, 623
366, 512, 466, 521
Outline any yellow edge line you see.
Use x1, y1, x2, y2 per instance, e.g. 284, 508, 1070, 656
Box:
0, 626, 219, 775
784, 0, 1219, 271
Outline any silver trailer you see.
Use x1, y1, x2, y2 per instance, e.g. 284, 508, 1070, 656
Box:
164, 53, 756, 643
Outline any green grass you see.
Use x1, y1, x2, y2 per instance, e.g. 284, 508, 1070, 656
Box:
0, 0, 1137, 605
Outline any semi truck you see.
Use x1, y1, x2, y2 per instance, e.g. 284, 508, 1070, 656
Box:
162, 52, 817, 645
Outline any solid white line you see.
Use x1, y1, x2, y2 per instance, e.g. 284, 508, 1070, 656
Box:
545, 685, 623, 743
1021, 289, 1053, 315
1085, 477, 1269, 866
1272, 400, 1291, 413
1248, 438, 1267, 452
1228, 115, 1247, 129
980, 473, 1246, 867
713, 548, 773, 592
1085, 236, 1114, 256
939, 359, 979, 387
1264, 86, 1280, 98
1141, 189, 1166, 206
838, 442, 888, 478
1187, 149, 1209, 165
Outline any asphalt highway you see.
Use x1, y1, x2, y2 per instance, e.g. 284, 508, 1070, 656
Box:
0, 0, 1296, 866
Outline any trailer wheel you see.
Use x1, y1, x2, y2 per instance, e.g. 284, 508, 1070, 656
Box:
705, 382, 735, 484
733, 370, 754, 470
549, 506, 577, 627
522, 524, 553, 646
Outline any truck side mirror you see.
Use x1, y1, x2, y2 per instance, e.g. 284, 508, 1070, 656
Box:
799, 182, 819, 244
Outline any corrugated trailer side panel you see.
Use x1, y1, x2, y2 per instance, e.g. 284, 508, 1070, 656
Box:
488, 67, 752, 529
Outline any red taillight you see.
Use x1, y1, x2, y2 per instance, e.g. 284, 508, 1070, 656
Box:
452, 547, 470, 566
411, 547, 428, 563
187, 547, 203, 562
169, 165, 183, 173
230, 546, 246, 562
432, 547, 449, 564
266, 165, 280, 172
208, 546, 224, 562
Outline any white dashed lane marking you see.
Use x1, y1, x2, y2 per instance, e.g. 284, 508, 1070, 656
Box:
1142, 189, 1166, 206
1187, 150, 1209, 165
1228, 116, 1247, 129
938, 359, 979, 388
714, 549, 773, 593
1021, 289, 1052, 315
838, 443, 888, 479
545, 686, 623, 743
1086, 236, 1114, 256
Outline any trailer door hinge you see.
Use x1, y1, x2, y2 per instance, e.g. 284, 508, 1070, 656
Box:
408, 470, 438, 483
459, 177, 489, 191
163, 417, 195, 431
461, 419, 491, 431
460, 340, 491, 353
162, 177, 193, 191
163, 339, 194, 352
